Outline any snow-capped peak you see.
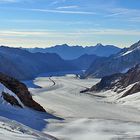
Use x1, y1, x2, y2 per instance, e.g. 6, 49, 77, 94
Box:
120, 40, 140, 57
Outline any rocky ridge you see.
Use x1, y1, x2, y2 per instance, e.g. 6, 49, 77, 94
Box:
0, 72, 46, 112
89, 64, 140, 98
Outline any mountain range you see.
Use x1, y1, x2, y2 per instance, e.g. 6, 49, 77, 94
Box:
0, 44, 119, 80
0, 46, 78, 80
0, 41, 140, 140
85, 40, 140, 78
26, 43, 121, 60
1, 41, 140, 81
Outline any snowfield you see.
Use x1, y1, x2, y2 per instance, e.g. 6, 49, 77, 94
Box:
0, 104, 58, 140
28, 75, 140, 140
0, 82, 58, 140
1, 74, 140, 140
0, 115, 56, 140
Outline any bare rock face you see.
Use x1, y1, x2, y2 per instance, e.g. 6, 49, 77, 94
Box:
119, 64, 140, 87
121, 82, 140, 98
2, 92, 23, 108
90, 73, 123, 91
89, 64, 140, 98
0, 72, 46, 112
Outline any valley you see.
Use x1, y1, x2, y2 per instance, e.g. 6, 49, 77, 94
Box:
26, 74, 140, 140
0, 41, 140, 139
0, 0, 139, 139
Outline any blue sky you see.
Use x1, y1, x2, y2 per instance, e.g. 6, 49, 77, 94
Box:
0, 0, 140, 48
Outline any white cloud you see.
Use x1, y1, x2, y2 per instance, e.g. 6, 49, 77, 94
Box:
56, 5, 79, 10
49, 0, 59, 6
28, 8, 96, 15
0, 29, 139, 48
0, 28, 140, 38
105, 8, 140, 18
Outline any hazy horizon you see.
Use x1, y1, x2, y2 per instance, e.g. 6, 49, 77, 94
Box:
0, 0, 140, 48
0, 42, 137, 49
0, 42, 123, 48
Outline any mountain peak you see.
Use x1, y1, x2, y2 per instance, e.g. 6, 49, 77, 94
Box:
129, 40, 140, 50
62, 44, 69, 47
137, 40, 140, 44
96, 43, 103, 47
53, 44, 69, 48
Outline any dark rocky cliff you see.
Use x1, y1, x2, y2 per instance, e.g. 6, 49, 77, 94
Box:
0, 72, 46, 112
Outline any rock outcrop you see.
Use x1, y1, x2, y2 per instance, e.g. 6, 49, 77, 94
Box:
89, 64, 140, 98
2, 92, 23, 108
0, 72, 46, 112
90, 73, 123, 91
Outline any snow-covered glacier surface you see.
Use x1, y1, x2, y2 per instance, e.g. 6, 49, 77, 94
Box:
29, 75, 140, 140
1, 74, 140, 140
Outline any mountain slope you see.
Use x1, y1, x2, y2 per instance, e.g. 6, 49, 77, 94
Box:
69, 54, 101, 70
0, 46, 78, 80
0, 72, 45, 112
26, 44, 121, 60
86, 40, 140, 78
0, 116, 57, 140
0, 72, 59, 140
89, 64, 140, 98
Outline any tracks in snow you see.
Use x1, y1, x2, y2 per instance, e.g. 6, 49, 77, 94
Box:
49, 77, 56, 87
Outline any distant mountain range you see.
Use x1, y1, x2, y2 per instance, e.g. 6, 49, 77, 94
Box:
0, 42, 124, 80
0, 46, 102, 80
26, 43, 121, 60
0, 46, 79, 80
85, 40, 140, 78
